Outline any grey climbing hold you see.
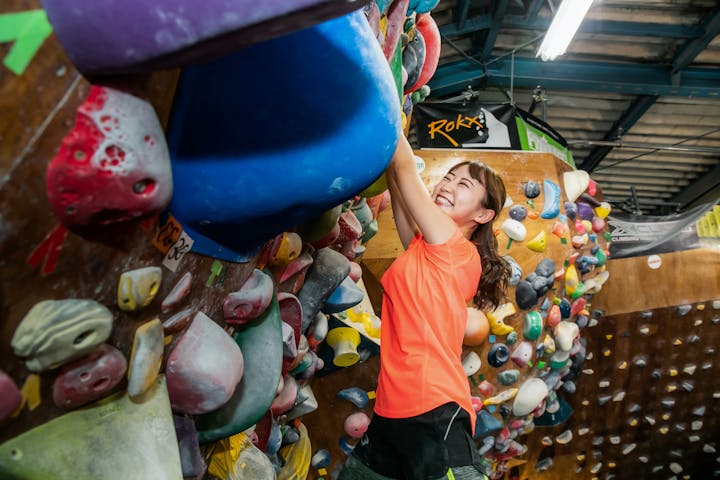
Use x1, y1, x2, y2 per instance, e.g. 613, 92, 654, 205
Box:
661, 398, 676, 408
628, 403, 641, 413
515, 280, 538, 310
692, 406, 706, 416
592, 436, 604, 446
669, 462, 683, 474
509, 205, 528, 221
676, 305, 692, 316
504, 256, 523, 286
497, 369, 520, 386
622, 443, 636, 455
640, 311, 653, 319
535, 457, 553, 472
524, 181, 541, 199
691, 420, 703, 430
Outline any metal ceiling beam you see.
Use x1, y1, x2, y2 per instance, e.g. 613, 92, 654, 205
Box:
583, 9, 720, 174
581, 95, 659, 173
439, 15, 705, 38
668, 163, 720, 208
672, 8, 720, 73
428, 58, 720, 97
479, 0, 509, 60
455, 0, 471, 30
525, 0, 544, 22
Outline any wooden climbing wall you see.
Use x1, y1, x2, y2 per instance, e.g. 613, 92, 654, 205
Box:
305, 148, 602, 478
0, 0, 267, 452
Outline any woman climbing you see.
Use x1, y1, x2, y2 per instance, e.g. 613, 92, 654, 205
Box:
339, 134, 510, 480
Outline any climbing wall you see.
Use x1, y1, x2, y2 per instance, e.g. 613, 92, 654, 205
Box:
0, 0, 446, 478
515, 246, 720, 479
305, 148, 613, 479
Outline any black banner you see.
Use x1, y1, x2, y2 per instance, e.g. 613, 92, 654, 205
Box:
413, 100, 520, 149
607, 201, 718, 259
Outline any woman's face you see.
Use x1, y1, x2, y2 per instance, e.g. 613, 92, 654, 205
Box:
431, 164, 494, 225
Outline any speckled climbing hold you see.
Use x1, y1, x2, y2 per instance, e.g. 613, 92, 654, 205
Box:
523, 311, 544, 341
591, 216, 605, 233
484, 388, 518, 407
524, 181, 541, 199
476, 410, 503, 437
488, 344, 510, 368
550, 350, 569, 369
502, 219, 527, 241
322, 277, 364, 314
504, 256, 522, 285
563, 170, 590, 203
547, 305, 561, 328
565, 265, 579, 296
52, 344, 127, 410
564, 202, 578, 220
117, 266, 162, 312
511, 341, 534, 367
526, 230, 547, 252
311, 449, 331, 469
478, 380, 496, 397
223, 269, 274, 325
285, 385, 318, 420
298, 248, 351, 332
513, 378, 548, 417
556, 430, 573, 444
462, 351, 482, 376
162, 308, 194, 334
554, 322, 579, 352
12, 299, 114, 372
344, 412, 370, 439
509, 205, 528, 221
174, 414, 205, 478
551, 221, 569, 239
166, 312, 244, 414
161, 272, 192, 313
46, 87, 173, 228
540, 180, 561, 219
127, 318, 164, 398
337, 387, 369, 409
497, 369, 520, 386
269, 232, 303, 267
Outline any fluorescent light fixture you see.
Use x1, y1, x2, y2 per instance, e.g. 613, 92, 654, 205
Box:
536, 0, 594, 61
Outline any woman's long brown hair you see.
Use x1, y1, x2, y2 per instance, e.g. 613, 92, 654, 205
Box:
450, 161, 510, 310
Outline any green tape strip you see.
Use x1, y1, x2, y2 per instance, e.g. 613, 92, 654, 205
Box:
0, 10, 53, 75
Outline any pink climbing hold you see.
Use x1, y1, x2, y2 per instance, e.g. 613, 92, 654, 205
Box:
166, 312, 244, 414
344, 411, 371, 439
0, 370, 22, 421
52, 344, 127, 410
223, 269, 273, 325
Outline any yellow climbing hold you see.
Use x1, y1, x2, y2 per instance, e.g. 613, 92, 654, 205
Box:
12, 373, 42, 416
565, 264, 579, 295
486, 303, 516, 336
526, 230, 547, 252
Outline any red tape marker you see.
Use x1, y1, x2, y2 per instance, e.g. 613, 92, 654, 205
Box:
28, 224, 68, 275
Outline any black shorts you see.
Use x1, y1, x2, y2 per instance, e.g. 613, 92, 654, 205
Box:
351, 402, 487, 480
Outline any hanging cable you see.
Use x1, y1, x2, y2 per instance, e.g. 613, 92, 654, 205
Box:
593, 127, 720, 171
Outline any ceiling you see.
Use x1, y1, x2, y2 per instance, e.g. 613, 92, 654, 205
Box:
423, 0, 720, 215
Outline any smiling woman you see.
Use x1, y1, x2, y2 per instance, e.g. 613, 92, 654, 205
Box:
338, 135, 509, 480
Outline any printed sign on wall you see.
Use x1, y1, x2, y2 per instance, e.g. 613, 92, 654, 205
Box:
413, 99, 575, 167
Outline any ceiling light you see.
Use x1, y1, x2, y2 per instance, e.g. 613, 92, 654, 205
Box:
536, 0, 594, 61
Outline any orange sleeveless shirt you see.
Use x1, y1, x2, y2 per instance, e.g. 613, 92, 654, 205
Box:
375, 228, 481, 433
